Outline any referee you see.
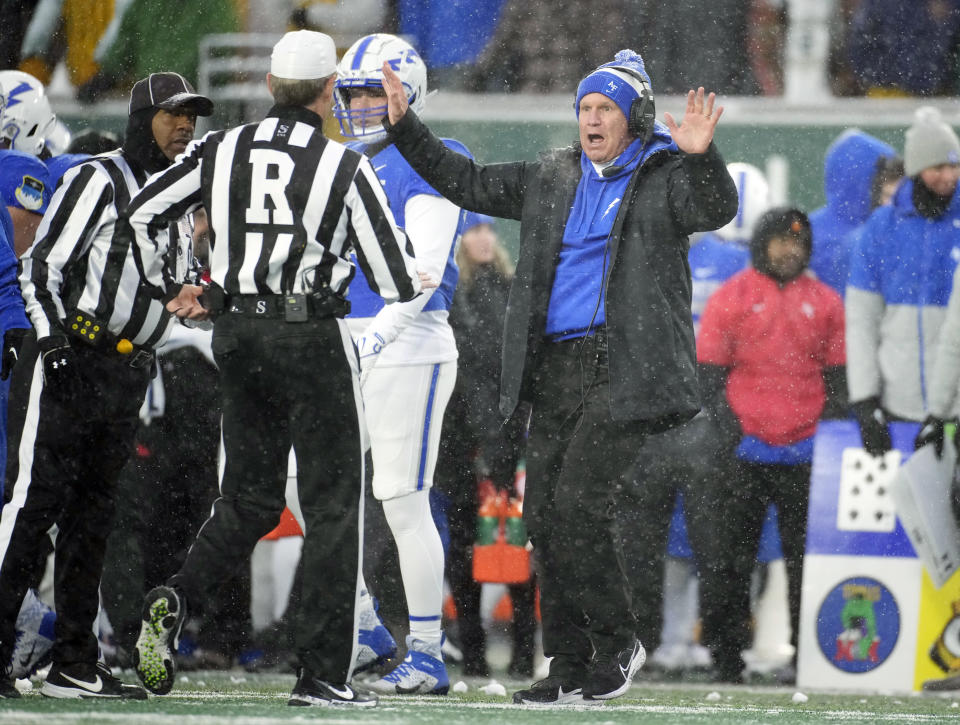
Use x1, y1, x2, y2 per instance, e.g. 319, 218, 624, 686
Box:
125, 31, 422, 708
0, 72, 213, 700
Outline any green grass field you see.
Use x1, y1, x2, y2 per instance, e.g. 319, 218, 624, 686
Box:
3, 670, 960, 724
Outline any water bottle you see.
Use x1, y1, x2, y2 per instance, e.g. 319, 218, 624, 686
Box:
504, 498, 527, 547
475, 493, 501, 546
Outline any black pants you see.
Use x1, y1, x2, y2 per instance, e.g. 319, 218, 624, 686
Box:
524, 335, 647, 678
102, 344, 246, 654
0, 333, 150, 666
617, 414, 723, 653
698, 457, 811, 678
168, 313, 363, 681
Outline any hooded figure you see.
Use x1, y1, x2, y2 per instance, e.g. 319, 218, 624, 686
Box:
749, 206, 813, 284
121, 72, 213, 175
808, 130, 897, 296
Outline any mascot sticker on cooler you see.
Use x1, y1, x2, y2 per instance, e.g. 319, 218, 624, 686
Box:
817, 577, 900, 673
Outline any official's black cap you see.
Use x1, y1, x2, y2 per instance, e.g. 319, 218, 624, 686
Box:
128, 72, 213, 117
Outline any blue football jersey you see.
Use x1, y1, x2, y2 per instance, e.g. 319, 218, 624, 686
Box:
345, 139, 471, 318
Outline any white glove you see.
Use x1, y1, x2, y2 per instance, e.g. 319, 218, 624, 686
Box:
356, 331, 386, 388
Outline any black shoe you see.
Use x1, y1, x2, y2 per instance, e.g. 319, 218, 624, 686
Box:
288, 668, 377, 707
41, 662, 147, 699
0, 677, 20, 699
583, 638, 646, 700
512, 675, 588, 705
134, 585, 186, 695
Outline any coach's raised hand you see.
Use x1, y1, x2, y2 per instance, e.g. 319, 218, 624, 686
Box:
383, 61, 409, 126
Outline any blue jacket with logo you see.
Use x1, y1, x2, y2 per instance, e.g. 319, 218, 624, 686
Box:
846, 177, 960, 419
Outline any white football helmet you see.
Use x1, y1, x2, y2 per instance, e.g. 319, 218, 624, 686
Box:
0, 70, 56, 157
334, 33, 427, 142
45, 119, 72, 157
715, 162, 771, 245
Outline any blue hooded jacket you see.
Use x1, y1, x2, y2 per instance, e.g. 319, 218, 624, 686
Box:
808, 130, 896, 296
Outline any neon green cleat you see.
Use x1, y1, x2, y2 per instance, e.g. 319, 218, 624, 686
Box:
134, 585, 185, 695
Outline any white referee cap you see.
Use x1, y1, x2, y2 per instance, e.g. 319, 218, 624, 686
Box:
271, 31, 337, 80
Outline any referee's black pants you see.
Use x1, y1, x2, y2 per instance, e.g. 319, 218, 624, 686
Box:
523, 335, 646, 680
168, 313, 364, 682
0, 333, 149, 667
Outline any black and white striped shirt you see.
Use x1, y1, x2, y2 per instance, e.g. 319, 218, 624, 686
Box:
20, 150, 178, 347
126, 104, 420, 304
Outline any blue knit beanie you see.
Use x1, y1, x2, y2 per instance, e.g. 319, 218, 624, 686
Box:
574, 49, 652, 120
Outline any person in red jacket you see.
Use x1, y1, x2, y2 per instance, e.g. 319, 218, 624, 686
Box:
696, 207, 847, 683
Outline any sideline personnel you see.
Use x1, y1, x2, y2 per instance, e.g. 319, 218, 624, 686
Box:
382, 49, 738, 704
126, 31, 423, 708
0, 72, 212, 700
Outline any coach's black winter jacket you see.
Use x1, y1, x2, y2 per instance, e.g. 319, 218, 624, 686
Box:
385, 110, 738, 427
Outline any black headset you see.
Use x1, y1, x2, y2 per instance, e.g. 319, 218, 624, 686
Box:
597, 66, 656, 178
609, 65, 656, 145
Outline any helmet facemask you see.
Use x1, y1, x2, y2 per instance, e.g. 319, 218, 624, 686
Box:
334, 33, 427, 143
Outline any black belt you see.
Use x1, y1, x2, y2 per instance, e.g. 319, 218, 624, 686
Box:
225, 293, 349, 320
547, 326, 608, 365
66, 310, 155, 369
549, 326, 607, 348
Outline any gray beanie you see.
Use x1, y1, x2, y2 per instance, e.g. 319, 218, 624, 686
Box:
904, 106, 960, 176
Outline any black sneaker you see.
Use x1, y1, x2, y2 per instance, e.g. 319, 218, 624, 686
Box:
134, 585, 186, 695
0, 677, 20, 699
40, 662, 147, 699
583, 638, 646, 700
288, 668, 377, 707
512, 675, 588, 705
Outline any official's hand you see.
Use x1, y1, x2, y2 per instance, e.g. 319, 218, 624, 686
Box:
382, 61, 409, 126
852, 397, 892, 457
166, 284, 209, 321
39, 336, 82, 404
1, 328, 28, 380
914, 415, 946, 458
663, 87, 724, 154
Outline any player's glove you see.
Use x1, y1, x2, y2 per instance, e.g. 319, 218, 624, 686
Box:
1, 328, 28, 380
356, 332, 386, 388
38, 336, 82, 404
852, 397, 892, 457
914, 415, 946, 458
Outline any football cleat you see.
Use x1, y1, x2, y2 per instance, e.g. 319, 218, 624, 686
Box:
353, 596, 397, 673
367, 635, 448, 695
9, 588, 55, 678
134, 585, 186, 695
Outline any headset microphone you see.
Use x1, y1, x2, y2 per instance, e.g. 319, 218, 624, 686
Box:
601, 146, 645, 178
